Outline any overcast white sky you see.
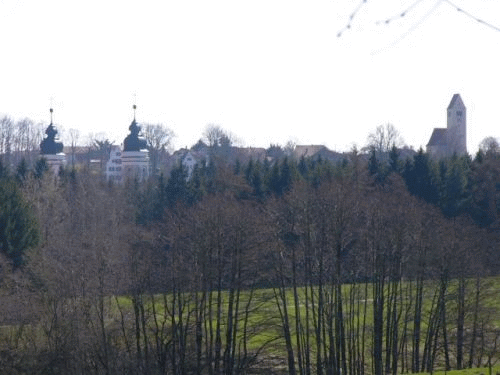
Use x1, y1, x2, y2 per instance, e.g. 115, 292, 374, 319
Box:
1, 0, 499, 153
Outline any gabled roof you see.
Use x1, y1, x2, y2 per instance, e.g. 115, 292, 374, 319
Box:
292, 145, 345, 163
233, 147, 266, 161
427, 128, 447, 147
447, 94, 465, 110
293, 145, 327, 158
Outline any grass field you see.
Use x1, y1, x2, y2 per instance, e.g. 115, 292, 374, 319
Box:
1, 276, 500, 374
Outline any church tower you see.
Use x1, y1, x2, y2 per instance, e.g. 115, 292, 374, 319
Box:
121, 104, 150, 182
446, 94, 467, 155
40, 108, 66, 174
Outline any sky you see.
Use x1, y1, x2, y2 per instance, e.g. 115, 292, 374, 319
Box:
1, 0, 500, 154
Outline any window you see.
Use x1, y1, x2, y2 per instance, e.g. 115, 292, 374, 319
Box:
457, 111, 462, 116
109, 167, 115, 171
116, 167, 121, 171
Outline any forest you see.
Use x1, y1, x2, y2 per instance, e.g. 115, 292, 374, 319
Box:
1, 122, 500, 374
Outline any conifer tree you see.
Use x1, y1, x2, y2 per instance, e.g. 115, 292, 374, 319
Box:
34, 158, 49, 179
441, 155, 470, 217
165, 163, 189, 208
388, 145, 401, 173
298, 155, 308, 180
403, 149, 440, 204
16, 158, 28, 184
0, 178, 39, 267
0, 158, 8, 179
368, 147, 380, 176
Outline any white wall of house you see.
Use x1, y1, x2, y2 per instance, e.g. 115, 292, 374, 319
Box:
105, 146, 124, 183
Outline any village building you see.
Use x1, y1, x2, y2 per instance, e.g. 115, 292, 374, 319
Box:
170, 148, 209, 180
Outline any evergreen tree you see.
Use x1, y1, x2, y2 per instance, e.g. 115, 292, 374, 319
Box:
468, 154, 500, 227
188, 163, 207, 204
165, 163, 189, 208
389, 145, 401, 173
234, 159, 242, 175
0, 178, 39, 267
298, 155, 308, 180
0, 158, 8, 179
440, 156, 470, 217
16, 158, 28, 184
251, 165, 264, 198
368, 147, 380, 176
34, 158, 49, 179
268, 162, 282, 196
403, 149, 440, 204
279, 157, 294, 195
245, 160, 264, 198
368, 147, 387, 184
205, 157, 217, 193
474, 149, 484, 164
245, 159, 254, 184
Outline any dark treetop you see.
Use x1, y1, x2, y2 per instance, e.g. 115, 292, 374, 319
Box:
123, 119, 148, 152
40, 123, 64, 155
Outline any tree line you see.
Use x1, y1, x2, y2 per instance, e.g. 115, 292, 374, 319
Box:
2, 127, 500, 373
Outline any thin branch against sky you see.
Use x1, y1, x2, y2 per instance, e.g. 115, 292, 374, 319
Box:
338, 0, 500, 37
371, 0, 444, 55
443, 0, 500, 32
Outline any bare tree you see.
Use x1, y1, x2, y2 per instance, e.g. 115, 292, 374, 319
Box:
86, 132, 112, 169
0, 116, 14, 168
68, 128, 80, 168
142, 123, 175, 175
203, 124, 232, 148
203, 124, 239, 163
366, 123, 404, 160
479, 136, 500, 156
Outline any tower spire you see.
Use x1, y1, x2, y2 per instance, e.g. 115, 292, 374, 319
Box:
133, 92, 137, 121
50, 107, 54, 124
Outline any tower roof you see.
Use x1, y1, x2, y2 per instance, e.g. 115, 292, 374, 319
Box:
123, 104, 148, 152
40, 108, 64, 154
447, 94, 465, 110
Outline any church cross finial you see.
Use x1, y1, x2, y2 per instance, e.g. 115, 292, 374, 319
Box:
132, 93, 137, 121
50, 107, 54, 124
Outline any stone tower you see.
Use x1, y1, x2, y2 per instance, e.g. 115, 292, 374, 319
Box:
446, 93, 467, 155
426, 94, 467, 158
